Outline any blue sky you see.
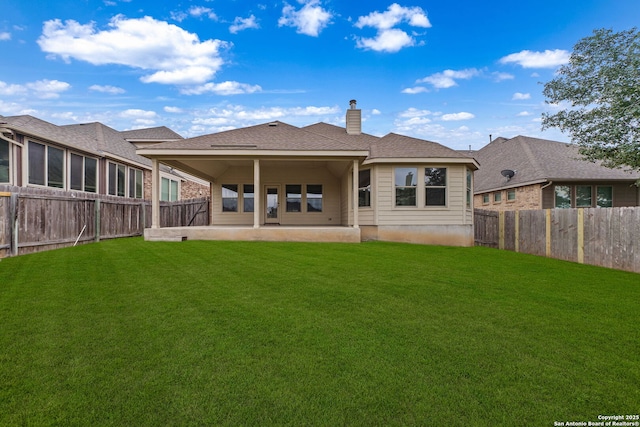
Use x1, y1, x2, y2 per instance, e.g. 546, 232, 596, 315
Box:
1, 0, 638, 150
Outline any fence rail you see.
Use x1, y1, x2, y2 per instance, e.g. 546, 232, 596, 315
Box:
474, 208, 640, 274
0, 185, 209, 258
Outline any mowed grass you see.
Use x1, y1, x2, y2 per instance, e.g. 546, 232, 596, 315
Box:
0, 238, 638, 426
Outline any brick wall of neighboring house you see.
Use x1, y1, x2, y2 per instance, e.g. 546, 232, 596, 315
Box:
181, 180, 210, 200
142, 170, 210, 201
475, 183, 543, 211
143, 170, 152, 201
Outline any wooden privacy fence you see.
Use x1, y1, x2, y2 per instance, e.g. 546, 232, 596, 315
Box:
0, 185, 209, 258
474, 208, 640, 273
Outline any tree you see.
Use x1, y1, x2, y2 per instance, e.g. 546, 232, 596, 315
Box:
541, 28, 640, 174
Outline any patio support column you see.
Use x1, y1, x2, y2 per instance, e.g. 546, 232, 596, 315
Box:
151, 158, 160, 228
352, 160, 359, 229
253, 159, 260, 228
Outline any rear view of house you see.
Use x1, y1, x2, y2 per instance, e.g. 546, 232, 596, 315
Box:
138, 100, 479, 246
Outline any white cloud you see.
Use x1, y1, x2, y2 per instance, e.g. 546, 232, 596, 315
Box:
355, 4, 430, 30
418, 68, 480, 89
279, 0, 332, 37
0, 81, 28, 96
401, 86, 429, 94
0, 79, 71, 99
371, 109, 381, 115
229, 15, 259, 34
37, 16, 230, 85
492, 71, 514, 82
440, 112, 474, 121
517, 111, 532, 116
180, 81, 262, 95
512, 92, 531, 100
354, 4, 430, 53
356, 29, 416, 53
0, 32, 10, 41
164, 106, 183, 113
189, 103, 341, 134
499, 49, 570, 68
89, 84, 125, 94
398, 107, 434, 118
25, 79, 71, 99
120, 109, 157, 119
188, 6, 218, 20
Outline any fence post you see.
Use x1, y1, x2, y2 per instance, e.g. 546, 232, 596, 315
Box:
545, 209, 551, 257
514, 210, 519, 253
498, 211, 505, 250
141, 202, 146, 230
10, 193, 18, 257
577, 208, 584, 264
95, 199, 101, 242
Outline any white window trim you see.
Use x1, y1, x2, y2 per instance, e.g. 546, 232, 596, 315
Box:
160, 175, 181, 202
107, 161, 144, 198
68, 152, 99, 193
27, 140, 66, 190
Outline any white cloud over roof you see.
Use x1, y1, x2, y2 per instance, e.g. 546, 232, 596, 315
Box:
354, 3, 430, 53
499, 49, 570, 68
278, 0, 332, 37
418, 68, 480, 89
37, 15, 230, 85
229, 15, 260, 34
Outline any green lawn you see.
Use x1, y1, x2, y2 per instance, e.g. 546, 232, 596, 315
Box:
0, 238, 638, 426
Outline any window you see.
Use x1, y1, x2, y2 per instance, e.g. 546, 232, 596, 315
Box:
494, 192, 502, 203
555, 185, 571, 208
108, 162, 127, 197
222, 184, 238, 212
29, 141, 64, 188
129, 169, 144, 199
107, 162, 142, 198
507, 190, 516, 201
424, 167, 446, 206
358, 169, 371, 207
395, 167, 417, 206
161, 177, 179, 201
482, 194, 490, 204
243, 185, 254, 212
306, 185, 323, 212
70, 154, 97, 193
597, 186, 613, 207
286, 185, 302, 212
576, 185, 592, 207
0, 139, 9, 183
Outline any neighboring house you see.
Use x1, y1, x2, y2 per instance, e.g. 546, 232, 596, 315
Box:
0, 115, 209, 200
473, 135, 640, 211
138, 101, 479, 246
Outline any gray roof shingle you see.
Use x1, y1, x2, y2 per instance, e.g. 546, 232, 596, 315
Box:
474, 135, 640, 193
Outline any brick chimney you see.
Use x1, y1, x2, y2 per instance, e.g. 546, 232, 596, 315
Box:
346, 99, 361, 135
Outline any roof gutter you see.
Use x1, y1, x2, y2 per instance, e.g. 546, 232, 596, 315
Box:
0, 130, 24, 147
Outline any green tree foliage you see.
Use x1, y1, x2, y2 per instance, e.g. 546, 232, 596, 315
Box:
542, 28, 640, 172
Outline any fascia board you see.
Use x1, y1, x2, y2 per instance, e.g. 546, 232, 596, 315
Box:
137, 149, 370, 159
363, 157, 480, 169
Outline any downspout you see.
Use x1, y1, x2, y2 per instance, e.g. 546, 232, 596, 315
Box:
540, 180, 553, 208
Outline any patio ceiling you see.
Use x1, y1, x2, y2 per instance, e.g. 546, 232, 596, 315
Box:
157, 156, 357, 183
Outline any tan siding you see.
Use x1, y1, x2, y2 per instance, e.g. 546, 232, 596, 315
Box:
213, 163, 343, 226
376, 164, 469, 226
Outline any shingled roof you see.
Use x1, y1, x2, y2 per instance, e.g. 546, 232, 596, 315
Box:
120, 126, 183, 141
139, 120, 476, 167
0, 115, 183, 169
474, 135, 640, 193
